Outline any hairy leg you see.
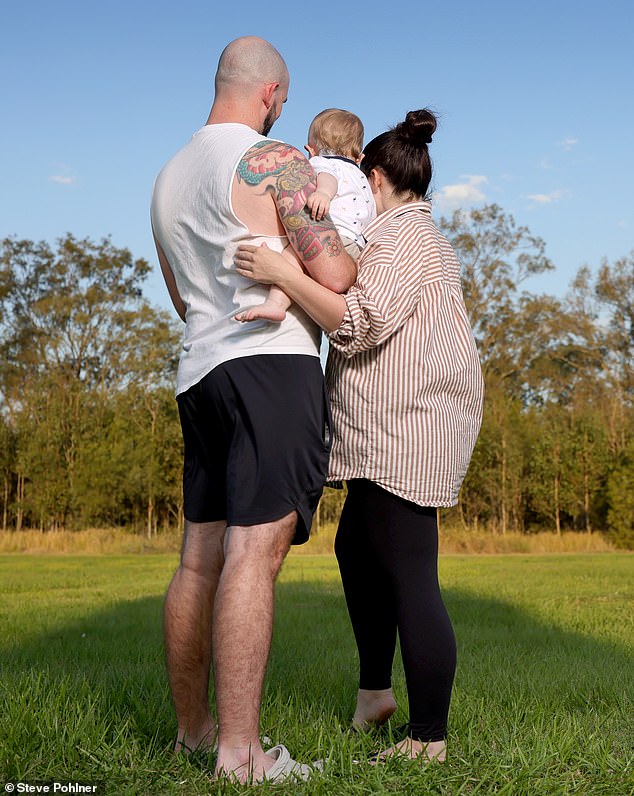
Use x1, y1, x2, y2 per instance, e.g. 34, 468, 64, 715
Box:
213, 512, 296, 783
163, 519, 226, 753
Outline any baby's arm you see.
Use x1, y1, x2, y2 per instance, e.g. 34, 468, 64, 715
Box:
306, 172, 338, 221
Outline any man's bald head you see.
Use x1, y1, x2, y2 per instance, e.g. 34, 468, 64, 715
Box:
215, 36, 289, 91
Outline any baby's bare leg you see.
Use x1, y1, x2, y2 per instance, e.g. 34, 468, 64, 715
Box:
235, 247, 303, 323
235, 285, 291, 323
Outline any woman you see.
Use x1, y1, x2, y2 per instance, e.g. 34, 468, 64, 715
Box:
235, 109, 484, 763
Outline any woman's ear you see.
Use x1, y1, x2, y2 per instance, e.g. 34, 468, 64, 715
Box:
368, 168, 382, 193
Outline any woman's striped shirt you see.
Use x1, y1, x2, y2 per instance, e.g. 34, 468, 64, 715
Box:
325, 200, 484, 507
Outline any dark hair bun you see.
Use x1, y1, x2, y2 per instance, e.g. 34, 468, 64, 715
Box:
395, 109, 437, 146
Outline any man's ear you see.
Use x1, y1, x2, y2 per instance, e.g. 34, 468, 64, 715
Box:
262, 82, 279, 109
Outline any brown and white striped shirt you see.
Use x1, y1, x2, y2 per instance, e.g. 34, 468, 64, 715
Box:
325, 201, 484, 507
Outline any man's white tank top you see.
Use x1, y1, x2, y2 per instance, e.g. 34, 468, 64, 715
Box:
151, 123, 321, 395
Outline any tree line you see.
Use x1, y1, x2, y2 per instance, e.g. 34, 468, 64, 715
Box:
1, 206, 633, 547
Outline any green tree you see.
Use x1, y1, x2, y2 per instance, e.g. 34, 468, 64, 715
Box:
0, 416, 15, 531
606, 446, 634, 548
0, 234, 181, 531
595, 251, 634, 399
441, 206, 561, 532
440, 204, 553, 388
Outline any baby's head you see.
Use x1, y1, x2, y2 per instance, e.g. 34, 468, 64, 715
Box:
306, 109, 364, 162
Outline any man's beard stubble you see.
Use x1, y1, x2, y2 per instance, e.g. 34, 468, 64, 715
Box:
261, 107, 276, 137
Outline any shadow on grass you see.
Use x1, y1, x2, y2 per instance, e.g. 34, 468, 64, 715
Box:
269, 582, 634, 723
2, 577, 633, 791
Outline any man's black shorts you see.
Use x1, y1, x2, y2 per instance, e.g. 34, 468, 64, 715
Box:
176, 354, 331, 544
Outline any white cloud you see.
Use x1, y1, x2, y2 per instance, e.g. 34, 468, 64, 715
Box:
526, 189, 568, 204
435, 175, 487, 211
49, 162, 76, 185
50, 174, 76, 185
558, 137, 578, 151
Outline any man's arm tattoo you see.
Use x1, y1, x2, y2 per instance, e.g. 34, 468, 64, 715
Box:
236, 140, 296, 185
237, 142, 343, 262
275, 157, 343, 261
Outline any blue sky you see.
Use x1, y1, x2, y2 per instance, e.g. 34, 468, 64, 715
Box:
2, 0, 632, 312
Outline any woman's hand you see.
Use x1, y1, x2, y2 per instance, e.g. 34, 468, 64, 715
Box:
237, 241, 348, 332
234, 243, 295, 286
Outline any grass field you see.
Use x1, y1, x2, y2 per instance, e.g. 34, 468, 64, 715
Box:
0, 553, 632, 795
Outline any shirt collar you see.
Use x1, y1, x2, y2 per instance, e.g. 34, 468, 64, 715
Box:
321, 154, 359, 167
363, 200, 432, 242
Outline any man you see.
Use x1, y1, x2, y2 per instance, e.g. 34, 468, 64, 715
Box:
150, 36, 356, 783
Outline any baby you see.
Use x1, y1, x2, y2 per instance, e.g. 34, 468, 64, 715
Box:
237, 108, 375, 323
304, 108, 376, 259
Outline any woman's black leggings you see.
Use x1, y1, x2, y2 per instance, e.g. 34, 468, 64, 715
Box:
334, 479, 456, 742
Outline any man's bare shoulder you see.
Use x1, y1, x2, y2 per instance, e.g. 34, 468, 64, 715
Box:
236, 140, 311, 187
232, 141, 308, 236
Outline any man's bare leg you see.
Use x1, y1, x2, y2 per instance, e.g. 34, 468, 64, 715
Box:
213, 512, 296, 782
164, 519, 226, 753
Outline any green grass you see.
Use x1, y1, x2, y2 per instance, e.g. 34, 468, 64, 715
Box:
1, 554, 632, 795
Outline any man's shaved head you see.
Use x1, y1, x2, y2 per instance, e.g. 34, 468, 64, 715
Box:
215, 36, 289, 90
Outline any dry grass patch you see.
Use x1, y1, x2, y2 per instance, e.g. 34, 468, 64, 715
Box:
0, 524, 617, 556
0, 528, 181, 555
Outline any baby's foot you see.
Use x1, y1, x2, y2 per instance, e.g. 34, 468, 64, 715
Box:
235, 301, 287, 323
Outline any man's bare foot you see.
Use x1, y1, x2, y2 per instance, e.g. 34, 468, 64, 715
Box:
235, 301, 286, 323
215, 744, 314, 784
352, 688, 398, 730
175, 723, 218, 755
370, 736, 446, 764
214, 742, 275, 784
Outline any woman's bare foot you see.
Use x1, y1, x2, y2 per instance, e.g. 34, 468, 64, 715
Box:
352, 688, 398, 730
370, 736, 446, 764
235, 300, 286, 323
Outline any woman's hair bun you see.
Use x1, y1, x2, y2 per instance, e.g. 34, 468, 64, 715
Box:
394, 109, 437, 146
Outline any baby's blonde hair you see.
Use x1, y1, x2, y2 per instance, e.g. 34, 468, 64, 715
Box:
308, 108, 364, 160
